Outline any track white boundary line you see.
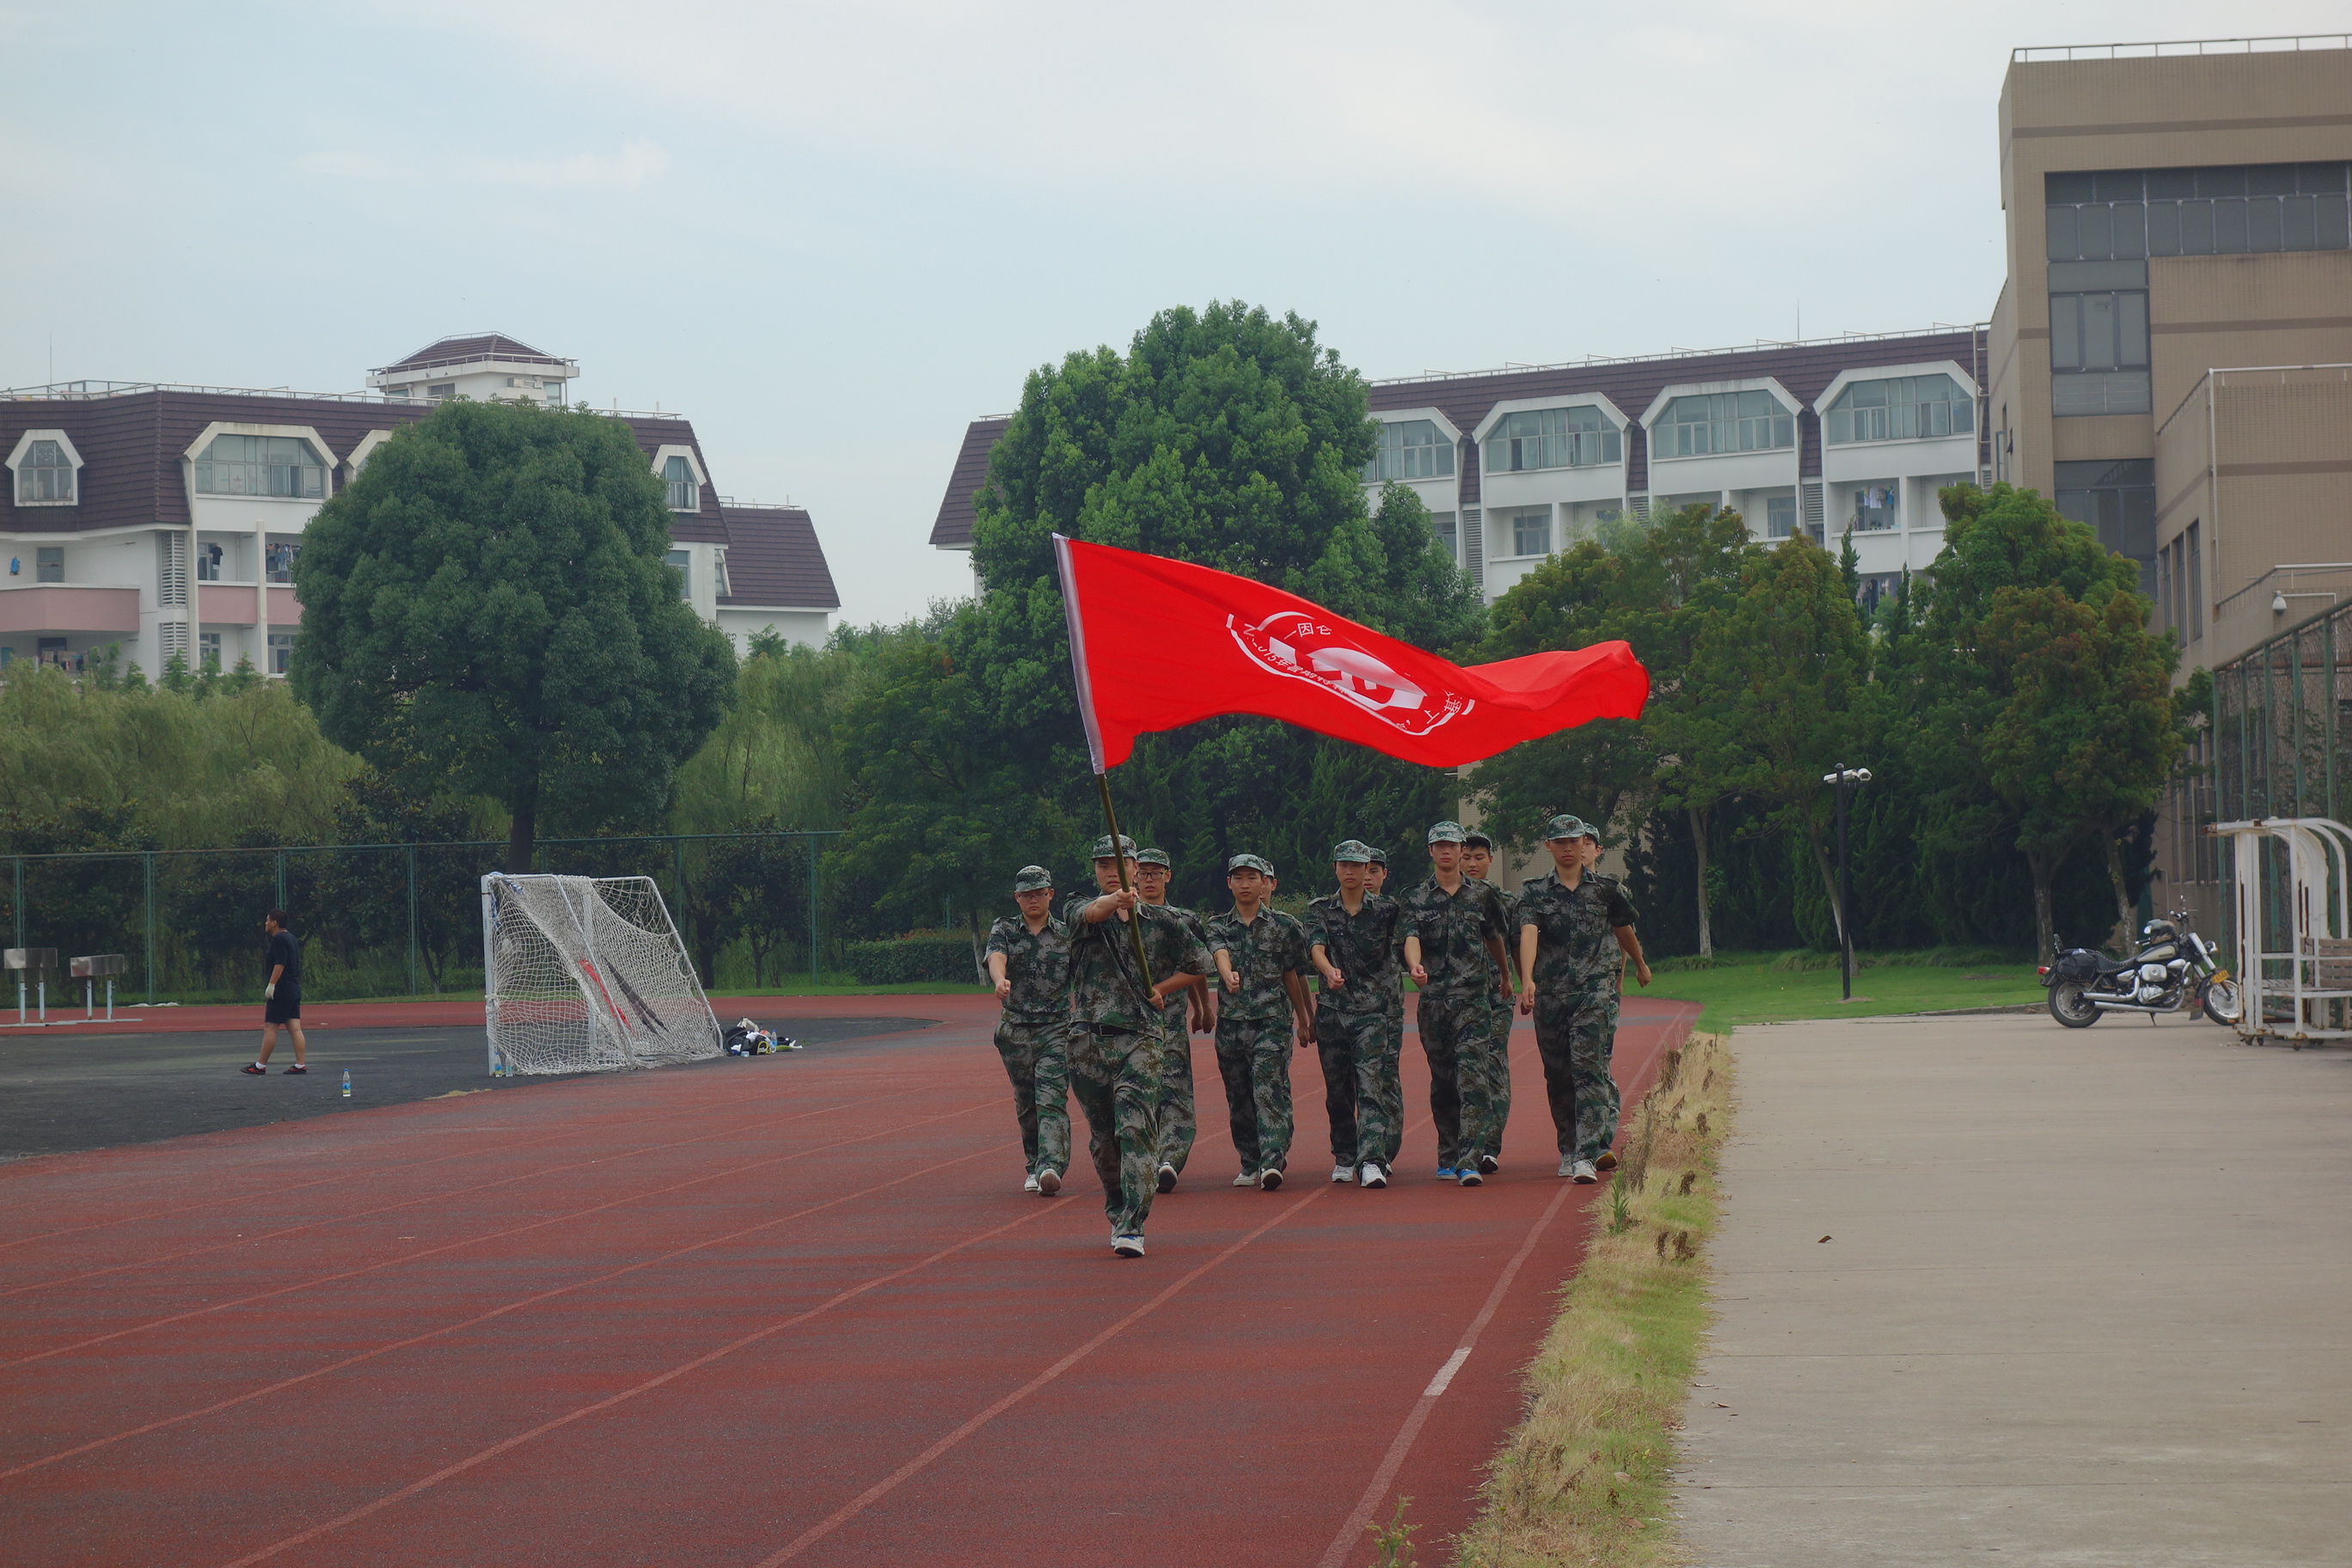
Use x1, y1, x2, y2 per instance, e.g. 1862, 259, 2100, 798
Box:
1422, 1346, 1473, 1399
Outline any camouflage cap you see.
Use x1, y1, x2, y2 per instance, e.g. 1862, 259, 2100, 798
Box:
1331, 839, 1375, 863
1088, 834, 1140, 859
1462, 830, 1494, 851
1425, 820, 1467, 845
1012, 865, 1054, 893
1542, 813, 1592, 842
1227, 853, 1275, 877
1135, 847, 1171, 868
1367, 847, 1388, 866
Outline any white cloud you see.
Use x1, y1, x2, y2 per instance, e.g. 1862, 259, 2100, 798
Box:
295, 138, 670, 191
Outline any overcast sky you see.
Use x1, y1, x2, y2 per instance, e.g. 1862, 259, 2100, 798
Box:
6, 2, 2343, 626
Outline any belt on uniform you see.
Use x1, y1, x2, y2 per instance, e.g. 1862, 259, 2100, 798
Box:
1075, 1021, 1141, 1037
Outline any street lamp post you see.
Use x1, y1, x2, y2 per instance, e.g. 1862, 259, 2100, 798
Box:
1822, 764, 1872, 1000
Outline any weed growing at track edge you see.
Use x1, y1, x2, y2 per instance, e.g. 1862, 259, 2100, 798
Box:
1450, 1031, 1733, 1568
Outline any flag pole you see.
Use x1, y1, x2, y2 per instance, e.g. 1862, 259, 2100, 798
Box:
1055, 532, 1157, 998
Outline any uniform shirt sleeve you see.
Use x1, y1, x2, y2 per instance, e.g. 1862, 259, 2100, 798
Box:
983, 918, 1016, 959
1604, 885, 1638, 928
1303, 900, 1332, 954
1282, 915, 1311, 975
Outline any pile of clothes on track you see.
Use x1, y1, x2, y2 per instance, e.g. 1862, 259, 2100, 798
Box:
723, 1017, 801, 1056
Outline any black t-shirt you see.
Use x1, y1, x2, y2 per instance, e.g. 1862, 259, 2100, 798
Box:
266, 930, 301, 992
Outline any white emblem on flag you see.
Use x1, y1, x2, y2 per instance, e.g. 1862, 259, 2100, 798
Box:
1227, 611, 1472, 735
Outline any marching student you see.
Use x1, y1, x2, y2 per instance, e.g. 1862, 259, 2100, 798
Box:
1206, 854, 1314, 1191
1063, 835, 1208, 1258
1517, 815, 1650, 1184
983, 866, 1074, 1196
1577, 820, 1649, 1172
1399, 822, 1513, 1186
1135, 848, 1214, 1194
1365, 847, 1406, 1103
1459, 832, 1519, 1174
1305, 840, 1405, 1187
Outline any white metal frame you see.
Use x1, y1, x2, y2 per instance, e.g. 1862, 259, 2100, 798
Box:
2214, 818, 2352, 1043
480, 872, 722, 1076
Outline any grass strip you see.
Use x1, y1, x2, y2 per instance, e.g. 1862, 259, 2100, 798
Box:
1449, 1030, 1735, 1568
1643, 951, 2043, 1032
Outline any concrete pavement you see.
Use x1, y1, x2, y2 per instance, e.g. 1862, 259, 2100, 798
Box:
1675, 1011, 2351, 1567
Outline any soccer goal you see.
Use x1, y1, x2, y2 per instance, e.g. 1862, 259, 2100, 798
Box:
481, 873, 723, 1075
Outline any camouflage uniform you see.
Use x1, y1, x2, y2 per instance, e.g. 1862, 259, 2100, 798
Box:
1461, 879, 1521, 1163
1519, 870, 1638, 1163
983, 914, 1073, 1179
1399, 876, 1511, 1171
1205, 906, 1310, 1176
1304, 890, 1405, 1171
1152, 903, 1212, 1174
1060, 892, 1206, 1235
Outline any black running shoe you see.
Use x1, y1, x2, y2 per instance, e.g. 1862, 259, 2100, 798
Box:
282, 1065, 307, 1075
241, 1063, 266, 1075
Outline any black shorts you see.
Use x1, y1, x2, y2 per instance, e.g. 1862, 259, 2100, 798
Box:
264, 993, 303, 1024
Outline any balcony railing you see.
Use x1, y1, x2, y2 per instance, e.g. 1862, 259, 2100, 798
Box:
2015, 34, 2350, 61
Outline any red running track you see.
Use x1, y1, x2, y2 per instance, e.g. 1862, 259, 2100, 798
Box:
0, 993, 1694, 1568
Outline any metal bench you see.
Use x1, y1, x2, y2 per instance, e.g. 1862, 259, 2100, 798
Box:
70, 953, 129, 1020
6, 947, 59, 1024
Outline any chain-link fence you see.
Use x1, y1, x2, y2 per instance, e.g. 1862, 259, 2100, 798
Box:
3, 832, 843, 1006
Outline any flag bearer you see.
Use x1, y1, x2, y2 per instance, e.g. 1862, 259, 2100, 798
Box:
1516, 815, 1649, 1183
1135, 848, 1214, 1194
1459, 831, 1520, 1174
1063, 835, 1207, 1257
983, 866, 1073, 1196
1306, 841, 1405, 1187
1400, 822, 1513, 1186
1206, 854, 1315, 1191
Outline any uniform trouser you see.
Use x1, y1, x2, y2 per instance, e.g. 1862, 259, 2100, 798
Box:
1415, 993, 1492, 1169
1068, 1024, 1162, 1235
1214, 1014, 1295, 1173
992, 1017, 1071, 1178
1457, 992, 1516, 1166
1155, 1000, 1197, 1173
1315, 1002, 1401, 1169
1531, 983, 1620, 1162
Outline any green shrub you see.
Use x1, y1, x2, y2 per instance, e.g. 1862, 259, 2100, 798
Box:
842, 929, 983, 985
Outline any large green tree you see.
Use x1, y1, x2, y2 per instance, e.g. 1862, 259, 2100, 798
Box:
291, 401, 736, 872
836, 302, 1484, 916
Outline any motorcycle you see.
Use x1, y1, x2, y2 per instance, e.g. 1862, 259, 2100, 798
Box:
2040, 912, 2242, 1029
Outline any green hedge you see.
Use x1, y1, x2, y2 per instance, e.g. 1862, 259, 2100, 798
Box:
843, 931, 983, 985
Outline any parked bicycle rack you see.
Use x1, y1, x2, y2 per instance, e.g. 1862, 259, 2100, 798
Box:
2212, 818, 2352, 1044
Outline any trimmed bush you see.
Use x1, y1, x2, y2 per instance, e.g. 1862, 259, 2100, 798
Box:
843, 930, 984, 985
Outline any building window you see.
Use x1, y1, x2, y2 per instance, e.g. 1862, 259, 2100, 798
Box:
1767, 494, 1798, 539
542, 380, 564, 407
1825, 375, 1975, 444
36, 546, 64, 583
267, 633, 295, 676
2046, 162, 2352, 260
1503, 506, 1551, 558
2186, 520, 2202, 640
197, 542, 225, 581
1851, 485, 1898, 532
663, 456, 698, 512
2048, 266, 2152, 418
667, 548, 692, 601
1365, 420, 1455, 481
199, 632, 222, 671
1484, 407, 1620, 474
1658, 391, 1792, 457
426, 383, 456, 401
194, 435, 327, 499
2055, 460, 2157, 595
17, 438, 74, 503
1430, 511, 1458, 560
265, 542, 300, 583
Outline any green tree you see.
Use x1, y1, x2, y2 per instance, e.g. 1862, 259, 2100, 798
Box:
290, 400, 737, 872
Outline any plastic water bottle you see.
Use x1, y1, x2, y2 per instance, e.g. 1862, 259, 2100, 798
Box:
341, 1070, 352, 1099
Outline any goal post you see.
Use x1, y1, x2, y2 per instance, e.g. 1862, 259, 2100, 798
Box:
481, 873, 724, 1075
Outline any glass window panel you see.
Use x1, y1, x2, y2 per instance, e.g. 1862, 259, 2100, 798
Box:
2215, 198, 2248, 253
2283, 194, 2318, 250
2299, 162, 2348, 194
2093, 169, 2141, 201
2082, 293, 2118, 368
2180, 199, 2214, 254
2118, 293, 2150, 367
2319, 193, 2351, 248
2248, 197, 2282, 251
2111, 201, 2146, 258
2046, 171, 2097, 203
2146, 168, 2196, 199
2147, 199, 2180, 254
2046, 205, 2077, 260
2076, 203, 2113, 259
2247, 163, 2295, 197
2196, 166, 2245, 198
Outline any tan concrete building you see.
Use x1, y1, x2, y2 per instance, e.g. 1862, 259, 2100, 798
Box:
1989, 37, 2352, 671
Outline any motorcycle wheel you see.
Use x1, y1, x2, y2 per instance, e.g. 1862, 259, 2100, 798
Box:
2048, 981, 2101, 1028
2200, 979, 2243, 1026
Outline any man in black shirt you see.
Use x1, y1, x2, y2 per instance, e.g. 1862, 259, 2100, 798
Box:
244, 909, 307, 1075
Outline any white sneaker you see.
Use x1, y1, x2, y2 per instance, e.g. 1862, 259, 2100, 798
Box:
1259, 1167, 1284, 1191
1571, 1160, 1598, 1184
1037, 1167, 1062, 1196
1359, 1162, 1387, 1189
1112, 1234, 1145, 1258
1558, 1157, 1577, 1178
1023, 1173, 1040, 1193
1232, 1171, 1259, 1187
1332, 1164, 1354, 1183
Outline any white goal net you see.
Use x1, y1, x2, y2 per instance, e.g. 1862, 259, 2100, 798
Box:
481, 873, 722, 1075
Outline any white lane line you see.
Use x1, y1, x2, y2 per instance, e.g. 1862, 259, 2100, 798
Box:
1422, 1346, 1472, 1399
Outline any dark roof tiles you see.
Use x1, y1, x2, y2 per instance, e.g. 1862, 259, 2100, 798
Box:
928, 415, 1010, 548
375, 334, 570, 374
718, 505, 841, 610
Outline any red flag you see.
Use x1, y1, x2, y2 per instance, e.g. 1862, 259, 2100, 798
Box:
1053, 534, 1649, 771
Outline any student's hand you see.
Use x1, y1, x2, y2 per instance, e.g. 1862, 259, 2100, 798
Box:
1223, 971, 1240, 994
1320, 966, 1344, 989
1409, 963, 1428, 984
266, 983, 276, 1000
1297, 1020, 1315, 1050
1634, 962, 1652, 989
1518, 989, 1534, 1016
994, 977, 1011, 1000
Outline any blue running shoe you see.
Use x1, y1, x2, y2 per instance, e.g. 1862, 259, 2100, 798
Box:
1435, 1166, 1458, 1179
